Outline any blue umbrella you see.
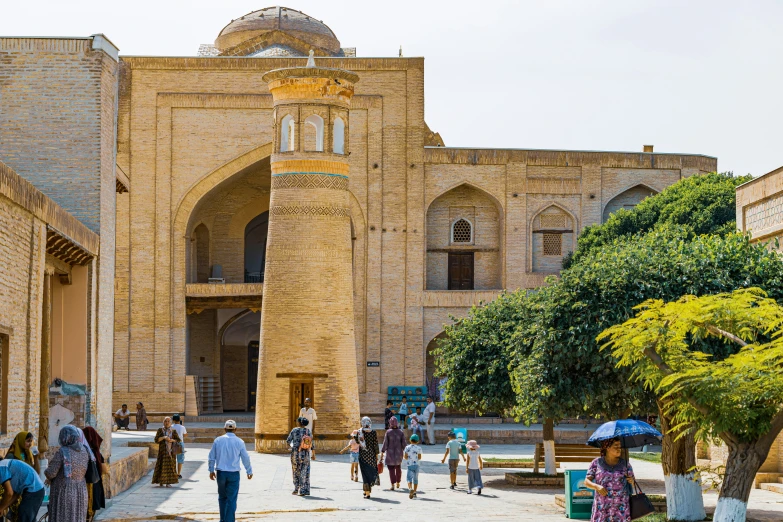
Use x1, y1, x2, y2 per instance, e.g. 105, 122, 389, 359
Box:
587, 419, 662, 449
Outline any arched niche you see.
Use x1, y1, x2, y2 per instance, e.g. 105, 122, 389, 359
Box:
530, 204, 576, 273
219, 309, 261, 412
333, 117, 345, 154
304, 114, 324, 152
426, 184, 503, 290
280, 114, 295, 152
244, 211, 269, 283
193, 223, 210, 283
602, 184, 658, 222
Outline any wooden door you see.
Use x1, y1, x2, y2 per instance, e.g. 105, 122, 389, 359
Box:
247, 342, 259, 411
289, 382, 314, 430
448, 252, 474, 290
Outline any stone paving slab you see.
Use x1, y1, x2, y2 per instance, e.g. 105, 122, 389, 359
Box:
94, 444, 783, 522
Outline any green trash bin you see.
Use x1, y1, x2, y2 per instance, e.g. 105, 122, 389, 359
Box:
564, 469, 594, 519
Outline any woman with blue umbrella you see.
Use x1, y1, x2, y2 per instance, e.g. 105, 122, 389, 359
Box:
583, 420, 661, 522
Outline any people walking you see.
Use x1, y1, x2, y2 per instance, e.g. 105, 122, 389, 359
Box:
441, 431, 463, 489
82, 427, 108, 519
287, 417, 313, 496
339, 430, 361, 482
299, 398, 318, 460
381, 417, 406, 490
45, 425, 89, 522
583, 438, 636, 522
403, 434, 423, 499
208, 420, 253, 522
113, 404, 131, 430
0, 458, 45, 522
171, 414, 187, 478
152, 417, 180, 487
465, 440, 483, 495
423, 397, 436, 445
136, 402, 149, 431
358, 417, 379, 499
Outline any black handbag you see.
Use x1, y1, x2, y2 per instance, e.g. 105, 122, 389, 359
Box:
85, 456, 101, 484
629, 482, 655, 520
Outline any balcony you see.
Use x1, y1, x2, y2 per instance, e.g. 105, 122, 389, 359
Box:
185, 283, 263, 313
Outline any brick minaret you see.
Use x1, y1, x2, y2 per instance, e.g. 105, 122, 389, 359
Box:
255, 56, 361, 452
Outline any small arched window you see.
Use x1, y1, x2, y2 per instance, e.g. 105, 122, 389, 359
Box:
451, 218, 473, 244
333, 117, 345, 154
304, 114, 324, 152
280, 114, 295, 152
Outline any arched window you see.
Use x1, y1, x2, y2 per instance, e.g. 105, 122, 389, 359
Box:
532, 205, 574, 273
280, 114, 295, 152
451, 218, 473, 244
333, 117, 345, 154
244, 211, 269, 283
304, 114, 324, 152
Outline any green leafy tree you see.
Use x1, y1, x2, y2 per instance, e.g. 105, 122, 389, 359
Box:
598, 288, 783, 522
564, 172, 751, 268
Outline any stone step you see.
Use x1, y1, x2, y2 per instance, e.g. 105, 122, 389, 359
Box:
759, 483, 783, 494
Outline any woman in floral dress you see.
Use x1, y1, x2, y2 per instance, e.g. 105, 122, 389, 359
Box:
584, 438, 636, 522
286, 417, 312, 496
152, 417, 180, 487
358, 416, 379, 499
45, 425, 89, 522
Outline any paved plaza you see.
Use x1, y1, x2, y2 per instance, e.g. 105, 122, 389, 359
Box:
95, 438, 783, 522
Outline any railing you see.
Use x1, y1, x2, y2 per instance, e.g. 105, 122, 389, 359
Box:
244, 271, 264, 283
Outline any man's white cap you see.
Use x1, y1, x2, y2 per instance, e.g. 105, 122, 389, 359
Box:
225, 420, 237, 429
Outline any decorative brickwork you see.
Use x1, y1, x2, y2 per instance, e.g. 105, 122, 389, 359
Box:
271, 173, 349, 190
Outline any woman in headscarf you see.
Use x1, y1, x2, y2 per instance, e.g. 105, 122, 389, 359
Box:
151, 416, 180, 487
584, 437, 636, 522
45, 425, 89, 522
4, 431, 39, 473
82, 427, 107, 519
286, 416, 312, 496
357, 416, 379, 499
136, 402, 148, 431
380, 416, 406, 490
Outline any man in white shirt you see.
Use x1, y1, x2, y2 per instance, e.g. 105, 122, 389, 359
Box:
171, 414, 187, 478
423, 397, 436, 445
208, 420, 253, 522
299, 398, 318, 460
113, 404, 130, 430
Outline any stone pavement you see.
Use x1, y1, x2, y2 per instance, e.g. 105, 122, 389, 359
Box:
94, 442, 783, 522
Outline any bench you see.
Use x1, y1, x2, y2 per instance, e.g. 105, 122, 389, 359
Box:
533, 443, 600, 473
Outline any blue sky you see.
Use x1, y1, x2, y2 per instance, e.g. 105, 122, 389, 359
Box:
4, 0, 781, 176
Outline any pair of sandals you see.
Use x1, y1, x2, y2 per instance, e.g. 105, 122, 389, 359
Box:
291, 490, 307, 496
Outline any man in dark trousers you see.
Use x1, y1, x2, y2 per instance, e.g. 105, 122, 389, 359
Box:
208, 420, 253, 522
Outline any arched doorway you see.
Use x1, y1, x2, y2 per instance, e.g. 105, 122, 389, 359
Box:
244, 212, 269, 283
220, 309, 261, 412
425, 332, 447, 401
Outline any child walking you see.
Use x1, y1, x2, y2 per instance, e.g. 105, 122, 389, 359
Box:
339, 430, 362, 482
465, 440, 483, 494
404, 434, 423, 499
441, 431, 464, 489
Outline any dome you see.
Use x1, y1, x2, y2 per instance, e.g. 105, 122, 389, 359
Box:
215, 6, 341, 57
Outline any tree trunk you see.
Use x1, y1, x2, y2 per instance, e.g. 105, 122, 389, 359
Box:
543, 417, 556, 475
38, 272, 52, 454
713, 439, 770, 522
658, 401, 705, 521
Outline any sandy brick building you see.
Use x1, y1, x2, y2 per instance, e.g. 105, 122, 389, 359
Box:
733, 166, 783, 488
0, 36, 120, 456
109, 6, 717, 424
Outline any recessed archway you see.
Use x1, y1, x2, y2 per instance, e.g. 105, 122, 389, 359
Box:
602, 184, 659, 222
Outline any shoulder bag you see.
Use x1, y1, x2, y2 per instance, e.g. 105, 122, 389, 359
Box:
629, 482, 655, 520
85, 453, 101, 484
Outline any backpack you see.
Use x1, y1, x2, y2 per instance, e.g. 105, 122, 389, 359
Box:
299, 429, 312, 451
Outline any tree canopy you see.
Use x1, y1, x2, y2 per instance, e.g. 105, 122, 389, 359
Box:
564, 172, 751, 268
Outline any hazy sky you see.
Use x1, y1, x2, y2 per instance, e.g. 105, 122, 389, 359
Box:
4, 0, 781, 177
